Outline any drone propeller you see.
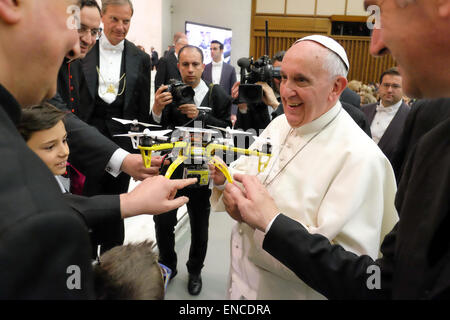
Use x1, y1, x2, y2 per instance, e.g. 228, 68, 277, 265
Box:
114, 129, 172, 140
112, 117, 160, 128
253, 136, 273, 146
174, 126, 219, 135
207, 125, 254, 136
197, 106, 212, 112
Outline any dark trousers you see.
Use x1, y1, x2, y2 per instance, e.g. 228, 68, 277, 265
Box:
84, 171, 129, 255
153, 186, 212, 275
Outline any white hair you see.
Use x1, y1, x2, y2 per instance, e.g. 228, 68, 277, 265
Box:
322, 50, 348, 79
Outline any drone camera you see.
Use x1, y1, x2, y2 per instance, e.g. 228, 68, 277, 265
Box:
183, 164, 210, 188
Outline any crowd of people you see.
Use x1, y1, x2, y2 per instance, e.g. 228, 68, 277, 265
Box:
0, 0, 449, 301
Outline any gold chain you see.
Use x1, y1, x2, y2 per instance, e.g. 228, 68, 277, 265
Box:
96, 66, 126, 96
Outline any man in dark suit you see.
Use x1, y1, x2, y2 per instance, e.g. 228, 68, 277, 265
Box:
151, 46, 159, 70
0, 0, 195, 298
222, 0, 450, 300
362, 67, 410, 163
340, 87, 361, 109
54, 0, 163, 191
78, 0, 151, 252
152, 45, 232, 296
202, 40, 237, 96
155, 33, 188, 91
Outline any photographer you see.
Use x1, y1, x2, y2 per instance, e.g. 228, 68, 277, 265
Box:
150, 45, 232, 296
233, 51, 285, 134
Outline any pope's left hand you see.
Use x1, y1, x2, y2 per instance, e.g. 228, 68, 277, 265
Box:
225, 173, 279, 232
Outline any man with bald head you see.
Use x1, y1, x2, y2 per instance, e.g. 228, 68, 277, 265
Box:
224, 0, 450, 300
155, 32, 188, 91
0, 0, 195, 299
211, 35, 398, 299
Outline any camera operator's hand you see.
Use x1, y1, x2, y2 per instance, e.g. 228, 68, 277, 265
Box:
232, 81, 248, 113
153, 85, 173, 117
178, 104, 199, 119
257, 81, 279, 110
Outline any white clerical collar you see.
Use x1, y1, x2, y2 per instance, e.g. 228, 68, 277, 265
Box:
293, 101, 342, 136
377, 99, 402, 113
100, 36, 125, 52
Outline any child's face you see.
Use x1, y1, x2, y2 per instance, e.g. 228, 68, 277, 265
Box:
27, 120, 69, 176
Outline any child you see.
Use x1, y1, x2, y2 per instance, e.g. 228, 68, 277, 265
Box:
17, 103, 85, 194
18, 104, 167, 299
94, 241, 166, 300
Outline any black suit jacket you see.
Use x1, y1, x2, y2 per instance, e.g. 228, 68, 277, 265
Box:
48, 94, 118, 181
391, 98, 450, 181
80, 40, 151, 129
235, 102, 284, 133
0, 84, 122, 299
202, 62, 237, 96
340, 87, 361, 109
342, 102, 372, 137
362, 101, 410, 163
154, 49, 181, 91
151, 50, 159, 68
262, 103, 450, 299
57, 58, 82, 112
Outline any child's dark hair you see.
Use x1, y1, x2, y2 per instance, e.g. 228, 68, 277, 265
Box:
17, 103, 67, 141
93, 241, 165, 300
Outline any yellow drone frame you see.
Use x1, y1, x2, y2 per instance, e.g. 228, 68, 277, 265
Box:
138, 141, 272, 184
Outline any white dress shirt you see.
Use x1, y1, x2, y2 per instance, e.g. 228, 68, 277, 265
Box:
370, 100, 403, 144
211, 60, 223, 85
98, 36, 125, 104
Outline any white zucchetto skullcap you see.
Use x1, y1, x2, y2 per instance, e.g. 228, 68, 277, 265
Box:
295, 35, 350, 71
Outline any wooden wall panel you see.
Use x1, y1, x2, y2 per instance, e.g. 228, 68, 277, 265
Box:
249, 0, 396, 84
333, 36, 396, 83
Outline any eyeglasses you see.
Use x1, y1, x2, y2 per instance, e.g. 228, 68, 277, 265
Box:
382, 83, 402, 89
78, 25, 103, 39
158, 262, 172, 293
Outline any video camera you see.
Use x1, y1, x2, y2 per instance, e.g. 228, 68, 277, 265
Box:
236, 20, 281, 105
164, 79, 195, 106
237, 55, 281, 104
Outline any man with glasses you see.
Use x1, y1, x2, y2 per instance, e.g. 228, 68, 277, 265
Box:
74, 0, 152, 254
362, 67, 410, 164
53, 0, 163, 201
57, 0, 101, 113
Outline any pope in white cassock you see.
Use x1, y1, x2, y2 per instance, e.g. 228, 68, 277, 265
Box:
210, 35, 399, 300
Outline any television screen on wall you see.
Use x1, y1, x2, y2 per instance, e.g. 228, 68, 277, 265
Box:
185, 21, 232, 65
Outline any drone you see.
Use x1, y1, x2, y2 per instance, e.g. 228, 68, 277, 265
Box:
119, 124, 273, 185
112, 117, 172, 148
114, 128, 173, 149
112, 117, 161, 130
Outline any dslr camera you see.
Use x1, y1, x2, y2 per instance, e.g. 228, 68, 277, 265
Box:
164, 79, 195, 106
237, 55, 281, 104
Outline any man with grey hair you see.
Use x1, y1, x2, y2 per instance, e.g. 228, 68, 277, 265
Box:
155, 32, 188, 91
222, 0, 450, 300
210, 35, 398, 299
78, 0, 151, 253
